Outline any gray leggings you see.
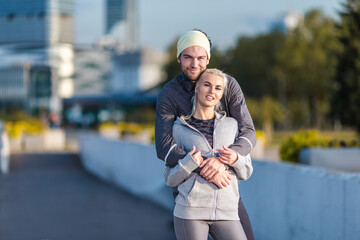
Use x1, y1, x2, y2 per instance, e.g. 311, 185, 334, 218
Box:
174, 217, 248, 240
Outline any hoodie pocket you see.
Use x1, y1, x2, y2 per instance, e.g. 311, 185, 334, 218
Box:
216, 174, 239, 210
186, 174, 217, 208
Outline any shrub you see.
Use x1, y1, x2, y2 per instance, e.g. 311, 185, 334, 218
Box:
99, 121, 155, 142
280, 130, 329, 163
4, 119, 46, 139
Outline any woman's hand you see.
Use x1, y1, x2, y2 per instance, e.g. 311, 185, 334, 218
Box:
217, 146, 238, 165
209, 170, 232, 189
189, 146, 203, 166
199, 157, 226, 180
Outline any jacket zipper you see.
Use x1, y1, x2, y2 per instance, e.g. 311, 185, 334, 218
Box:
180, 117, 222, 220
178, 118, 213, 151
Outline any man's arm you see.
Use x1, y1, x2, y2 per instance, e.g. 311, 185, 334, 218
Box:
155, 91, 187, 167
226, 75, 256, 156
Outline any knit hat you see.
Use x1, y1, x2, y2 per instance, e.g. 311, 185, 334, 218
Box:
177, 30, 211, 59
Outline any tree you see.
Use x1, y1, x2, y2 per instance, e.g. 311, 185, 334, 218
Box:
331, 0, 360, 134
247, 96, 285, 143
225, 31, 285, 99
275, 10, 341, 129
161, 39, 180, 87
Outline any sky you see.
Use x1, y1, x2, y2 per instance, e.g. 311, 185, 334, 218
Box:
75, 0, 343, 51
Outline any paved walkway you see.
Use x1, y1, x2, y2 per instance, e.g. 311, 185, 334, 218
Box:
0, 153, 176, 240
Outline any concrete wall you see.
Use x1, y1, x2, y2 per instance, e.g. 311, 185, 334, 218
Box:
79, 134, 174, 211
299, 148, 360, 172
79, 134, 360, 240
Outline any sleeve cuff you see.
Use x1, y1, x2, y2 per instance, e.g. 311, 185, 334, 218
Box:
179, 152, 199, 173
231, 153, 246, 169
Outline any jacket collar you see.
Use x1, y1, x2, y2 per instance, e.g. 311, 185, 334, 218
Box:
176, 111, 227, 125
177, 72, 196, 93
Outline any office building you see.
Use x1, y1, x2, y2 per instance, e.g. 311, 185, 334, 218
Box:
105, 0, 138, 49
0, 0, 73, 45
110, 48, 166, 94
72, 46, 111, 96
0, 64, 58, 114
0, 0, 74, 113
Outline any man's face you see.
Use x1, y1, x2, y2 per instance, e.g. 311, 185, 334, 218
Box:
177, 46, 209, 82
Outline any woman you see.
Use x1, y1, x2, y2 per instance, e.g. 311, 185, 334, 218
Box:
164, 68, 253, 240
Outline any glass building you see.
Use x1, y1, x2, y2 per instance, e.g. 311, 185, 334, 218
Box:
0, 0, 73, 45
105, 0, 138, 48
0, 0, 74, 114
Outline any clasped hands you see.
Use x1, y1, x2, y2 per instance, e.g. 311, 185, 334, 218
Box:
189, 145, 238, 189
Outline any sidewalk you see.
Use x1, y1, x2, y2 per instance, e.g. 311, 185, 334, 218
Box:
0, 153, 175, 240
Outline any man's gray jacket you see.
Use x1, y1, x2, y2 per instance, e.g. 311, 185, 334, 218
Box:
155, 73, 256, 167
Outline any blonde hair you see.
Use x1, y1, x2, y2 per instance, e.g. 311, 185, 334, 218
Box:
183, 68, 227, 119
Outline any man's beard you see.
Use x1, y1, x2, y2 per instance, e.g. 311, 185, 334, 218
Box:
183, 68, 206, 82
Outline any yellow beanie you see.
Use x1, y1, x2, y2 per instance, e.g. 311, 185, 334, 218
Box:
177, 30, 211, 60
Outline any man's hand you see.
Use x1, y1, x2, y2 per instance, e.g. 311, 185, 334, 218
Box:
189, 146, 203, 166
209, 170, 232, 189
199, 157, 226, 180
217, 146, 238, 165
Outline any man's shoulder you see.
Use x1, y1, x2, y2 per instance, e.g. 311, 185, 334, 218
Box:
225, 73, 239, 86
159, 75, 181, 95
157, 74, 182, 105
224, 73, 243, 96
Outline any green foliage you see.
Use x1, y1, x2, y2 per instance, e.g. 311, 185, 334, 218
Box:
331, 0, 360, 134
246, 96, 285, 143
280, 130, 329, 163
275, 10, 342, 128
161, 38, 180, 87
225, 31, 285, 98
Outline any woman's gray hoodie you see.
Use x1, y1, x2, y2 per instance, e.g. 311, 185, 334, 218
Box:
164, 111, 253, 220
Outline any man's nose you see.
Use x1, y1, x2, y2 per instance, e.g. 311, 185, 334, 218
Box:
191, 59, 198, 67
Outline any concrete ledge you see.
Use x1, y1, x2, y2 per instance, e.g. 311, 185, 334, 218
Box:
299, 147, 360, 172
79, 135, 360, 240
79, 133, 173, 211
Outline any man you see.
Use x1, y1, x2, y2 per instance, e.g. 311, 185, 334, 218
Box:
155, 29, 256, 240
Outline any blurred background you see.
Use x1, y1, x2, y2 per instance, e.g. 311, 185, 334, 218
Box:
0, 0, 360, 239
0, 0, 358, 157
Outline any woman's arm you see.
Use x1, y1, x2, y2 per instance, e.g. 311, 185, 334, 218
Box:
164, 146, 202, 187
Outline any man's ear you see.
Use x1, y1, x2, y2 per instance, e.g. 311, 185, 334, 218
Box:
177, 56, 181, 64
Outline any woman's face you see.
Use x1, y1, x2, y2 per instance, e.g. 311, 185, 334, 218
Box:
195, 72, 224, 109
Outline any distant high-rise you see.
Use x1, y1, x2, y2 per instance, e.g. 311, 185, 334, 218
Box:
105, 0, 138, 49
0, 0, 75, 113
0, 0, 74, 45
